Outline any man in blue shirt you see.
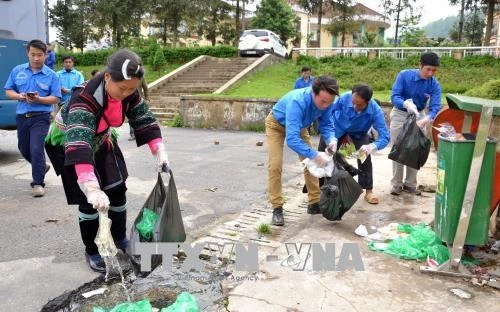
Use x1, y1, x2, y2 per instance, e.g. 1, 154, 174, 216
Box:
318, 84, 390, 204
390, 52, 442, 195
44, 43, 56, 71
57, 55, 85, 105
266, 76, 339, 226
293, 66, 314, 89
4, 40, 62, 197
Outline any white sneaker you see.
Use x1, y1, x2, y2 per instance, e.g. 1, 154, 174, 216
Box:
32, 185, 45, 197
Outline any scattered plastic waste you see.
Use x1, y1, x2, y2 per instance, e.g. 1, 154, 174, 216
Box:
449, 288, 472, 300
135, 208, 159, 241
491, 240, 500, 253
302, 152, 334, 178
161, 292, 199, 312
354, 224, 369, 237
368, 223, 450, 264
93, 299, 152, 312
82, 287, 108, 299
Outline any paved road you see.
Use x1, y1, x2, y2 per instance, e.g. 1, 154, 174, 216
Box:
0, 125, 312, 311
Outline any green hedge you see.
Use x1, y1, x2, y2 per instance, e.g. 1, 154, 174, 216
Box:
465, 79, 500, 100
62, 45, 238, 67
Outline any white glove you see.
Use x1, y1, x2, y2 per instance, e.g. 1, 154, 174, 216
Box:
153, 142, 169, 172
78, 180, 109, 212
326, 140, 338, 155
359, 143, 377, 155
403, 99, 418, 115
313, 151, 331, 167
416, 116, 431, 129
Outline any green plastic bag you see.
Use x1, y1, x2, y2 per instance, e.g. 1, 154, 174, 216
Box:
135, 208, 159, 241
161, 292, 199, 312
93, 299, 152, 312
368, 224, 450, 264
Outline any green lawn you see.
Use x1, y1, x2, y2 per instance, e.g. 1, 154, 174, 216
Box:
220, 55, 500, 102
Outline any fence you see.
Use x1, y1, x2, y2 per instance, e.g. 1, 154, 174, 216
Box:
292, 46, 500, 59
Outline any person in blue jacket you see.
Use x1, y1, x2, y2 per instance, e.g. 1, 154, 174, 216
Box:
293, 66, 314, 89
318, 84, 390, 204
390, 52, 442, 196
266, 76, 339, 226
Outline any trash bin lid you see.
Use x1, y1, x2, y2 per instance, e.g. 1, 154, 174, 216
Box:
446, 94, 500, 116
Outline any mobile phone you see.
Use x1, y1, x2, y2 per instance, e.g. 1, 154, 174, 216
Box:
27, 92, 36, 97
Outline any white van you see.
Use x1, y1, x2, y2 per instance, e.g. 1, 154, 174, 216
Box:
238, 29, 288, 58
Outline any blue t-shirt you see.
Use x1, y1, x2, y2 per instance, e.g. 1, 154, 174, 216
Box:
331, 91, 390, 150
272, 87, 335, 159
57, 68, 85, 103
391, 69, 442, 119
4, 63, 61, 114
294, 76, 314, 89
45, 51, 56, 70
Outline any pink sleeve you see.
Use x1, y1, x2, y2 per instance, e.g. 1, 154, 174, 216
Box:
75, 164, 96, 183
148, 138, 163, 153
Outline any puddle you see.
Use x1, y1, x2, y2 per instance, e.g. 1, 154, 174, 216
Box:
41, 252, 226, 311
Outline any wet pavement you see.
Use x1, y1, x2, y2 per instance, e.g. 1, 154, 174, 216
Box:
0, 125, 302, 311
1, 126, 498, 311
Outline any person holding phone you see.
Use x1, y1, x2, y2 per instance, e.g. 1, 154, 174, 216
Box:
4, 39, 61, 197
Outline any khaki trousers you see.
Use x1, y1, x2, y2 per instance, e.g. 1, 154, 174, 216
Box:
265, 113, 320, 209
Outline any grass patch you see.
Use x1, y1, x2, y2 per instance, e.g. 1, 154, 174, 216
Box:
167, 113, 184, 128
257, 223, 272, 235
222, 55, 500, 101
241, 122, 265, 132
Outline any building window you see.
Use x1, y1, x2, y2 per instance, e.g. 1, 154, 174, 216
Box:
352, 31, 360, 45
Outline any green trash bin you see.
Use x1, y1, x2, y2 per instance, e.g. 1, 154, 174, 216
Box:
435, 133, 497, 246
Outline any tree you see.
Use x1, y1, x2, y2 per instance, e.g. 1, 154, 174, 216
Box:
380, 0, 421, 46
464, 1, 485, 46
76, 0, 145, 48
49, 0, 89, 50
198, 0, 233, 46
483, 0, 499, 45
151, 0, 194, 47
252, 0, 298, 42
325, 0, 357, 47
401, 28, 428, 46
298, 0, 326, 47
359, 32, 378, 47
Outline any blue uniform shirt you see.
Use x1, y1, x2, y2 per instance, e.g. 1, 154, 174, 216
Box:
293, 76, 314, 89
391, 69, 442, 119
4, 63, 62, 114
45, 50, 56, 70
272, 87, 335, 159
331, 92, 390, 150
57, 68, 85, 103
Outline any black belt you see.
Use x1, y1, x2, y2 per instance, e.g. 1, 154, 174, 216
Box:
17, 112, 50, 118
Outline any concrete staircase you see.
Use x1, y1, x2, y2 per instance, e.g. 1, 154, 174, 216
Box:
148, 57, 257, 123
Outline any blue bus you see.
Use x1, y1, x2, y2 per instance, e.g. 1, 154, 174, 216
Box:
0, 0, 46, 130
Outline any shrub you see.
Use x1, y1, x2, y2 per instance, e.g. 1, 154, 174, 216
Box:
465, 79, 500, 100
152, 49, 166, 71
167, 113, 184, 127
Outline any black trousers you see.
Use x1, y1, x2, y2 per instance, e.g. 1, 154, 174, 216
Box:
319, 134, 373, 190
79, 184, 127, 255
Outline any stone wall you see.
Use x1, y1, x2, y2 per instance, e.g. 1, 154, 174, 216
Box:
179, 96, 395, 130
179, 96, 276, 130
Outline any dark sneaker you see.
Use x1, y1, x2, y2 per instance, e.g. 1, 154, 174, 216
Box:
403, 185, 422, 196
128, 136, 135, 141
271, 207, 284, 226
390, 185, 403, 195
86, 253, 106, 273
307, 203, 321, 214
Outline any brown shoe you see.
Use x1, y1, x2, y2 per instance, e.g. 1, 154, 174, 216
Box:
32, 185, 45, 197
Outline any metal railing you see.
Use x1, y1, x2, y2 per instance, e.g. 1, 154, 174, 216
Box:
292, 46, 500, 59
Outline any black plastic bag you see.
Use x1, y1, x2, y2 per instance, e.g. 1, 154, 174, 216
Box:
388, 114, 431, 170
129, 169, 186, 272
319, 160, 363, 221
